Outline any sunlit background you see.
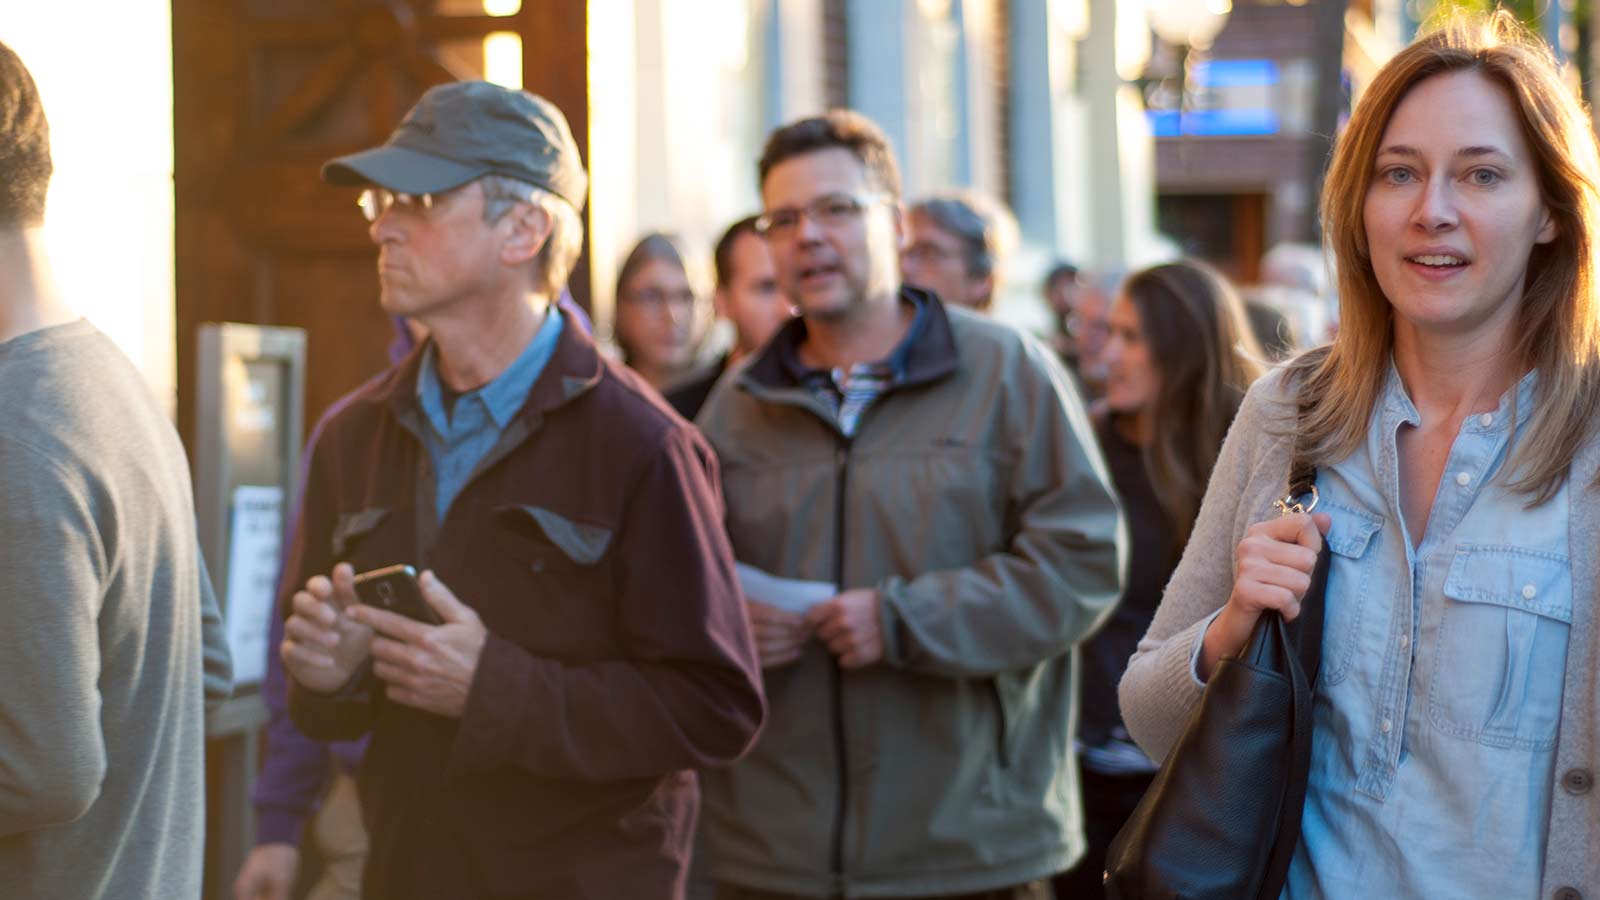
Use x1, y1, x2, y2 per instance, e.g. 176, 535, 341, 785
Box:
6, 1, 176, 414
6, 0, 1597, 414
2, 0, 524, 419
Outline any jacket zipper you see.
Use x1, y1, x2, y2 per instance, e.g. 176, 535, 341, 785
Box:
829, 438, 852, 897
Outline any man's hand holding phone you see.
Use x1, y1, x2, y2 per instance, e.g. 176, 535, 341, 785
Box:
347, 569, 487, 719
281, 562, 375, 694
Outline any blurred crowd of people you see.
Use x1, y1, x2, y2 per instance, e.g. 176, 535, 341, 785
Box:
6, 7, 1600, 900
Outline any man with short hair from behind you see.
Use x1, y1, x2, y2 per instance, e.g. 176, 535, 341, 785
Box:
0, 40, 233, 899
696, 110, 1125, 899
667, 214, 794, 419
900, 189, 1018, 312
277, 80, 764, 899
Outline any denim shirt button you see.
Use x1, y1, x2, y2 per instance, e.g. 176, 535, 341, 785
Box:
1562, 769, 1593, 795
1454, 471, 1472, 488
1479, 413, 1494, 427
1523, 584, 1538, 600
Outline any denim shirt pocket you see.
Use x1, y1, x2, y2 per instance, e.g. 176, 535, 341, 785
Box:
1430, 544, 1573, 751
1318, 500, 1385, 688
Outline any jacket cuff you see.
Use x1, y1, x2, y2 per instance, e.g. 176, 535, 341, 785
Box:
287, 663, 377, 742
449, 633, 531, 775
254, 806, 306, 847
875, 577, 909, 668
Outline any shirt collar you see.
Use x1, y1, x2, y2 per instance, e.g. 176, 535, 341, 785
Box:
777, 291, 928, 385
416, 307, 566, 431
1382, 356, 1540, 433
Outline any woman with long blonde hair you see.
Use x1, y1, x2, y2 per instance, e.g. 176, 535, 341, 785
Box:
1120, 12, 1600, 897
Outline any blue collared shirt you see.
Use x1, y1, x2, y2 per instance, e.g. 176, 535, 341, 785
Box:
1286, 363, 1570, 898
416, 308, 564, 521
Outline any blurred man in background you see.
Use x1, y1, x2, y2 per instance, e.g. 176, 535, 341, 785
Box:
901, 190, 1018, 313
667, 214, 794, 419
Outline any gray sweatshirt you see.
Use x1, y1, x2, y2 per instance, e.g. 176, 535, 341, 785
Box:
0, 320, 232, 899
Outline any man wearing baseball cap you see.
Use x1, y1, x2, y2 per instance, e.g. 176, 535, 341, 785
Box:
279, 81, 764, 899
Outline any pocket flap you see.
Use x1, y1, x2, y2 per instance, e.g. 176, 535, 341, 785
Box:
332, 507, 389, 557
1322, 501, 1383, 559
1444, 544, 1573, 623
497, 505, 613, 565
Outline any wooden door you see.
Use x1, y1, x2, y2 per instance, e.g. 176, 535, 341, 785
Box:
173, 0, 591, 451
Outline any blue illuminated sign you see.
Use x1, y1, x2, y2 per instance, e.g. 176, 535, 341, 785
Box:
1149, 58, 1281, 137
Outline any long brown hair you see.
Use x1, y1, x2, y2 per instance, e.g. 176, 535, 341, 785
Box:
1122, 260, 1266, 546
1292, 11, 1600, 503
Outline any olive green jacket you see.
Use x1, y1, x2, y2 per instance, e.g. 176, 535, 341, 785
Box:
696, 293, 1126, 897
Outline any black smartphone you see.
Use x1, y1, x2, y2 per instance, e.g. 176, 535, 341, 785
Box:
352, 564, 441, 625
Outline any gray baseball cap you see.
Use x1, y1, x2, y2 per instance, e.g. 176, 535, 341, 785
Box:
322, 80, 587, 211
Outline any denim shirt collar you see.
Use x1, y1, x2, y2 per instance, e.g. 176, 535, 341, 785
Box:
417, 306, 565, 434
1381, 356, 1539, 434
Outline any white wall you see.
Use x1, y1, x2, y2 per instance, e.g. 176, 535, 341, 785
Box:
4, 0, 176, 417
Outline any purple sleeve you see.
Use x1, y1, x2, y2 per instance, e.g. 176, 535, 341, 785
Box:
251, 601, 330, 846
251, 392, 371, 846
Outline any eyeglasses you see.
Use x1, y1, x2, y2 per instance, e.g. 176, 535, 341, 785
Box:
903, 241, 963, 266
358, 188, 441, 223
622, 287, 697, 310
755, 192, 888, 239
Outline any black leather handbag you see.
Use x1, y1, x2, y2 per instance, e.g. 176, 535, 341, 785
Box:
1102, 462, 1330, 900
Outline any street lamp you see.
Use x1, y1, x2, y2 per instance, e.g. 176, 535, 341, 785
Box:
1144, 0, 1232, 135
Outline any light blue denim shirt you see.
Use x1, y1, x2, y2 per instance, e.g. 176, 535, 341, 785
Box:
416, 308, 563, 521
1286, 363, 1571, 898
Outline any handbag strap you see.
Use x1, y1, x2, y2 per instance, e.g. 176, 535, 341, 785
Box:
1280, 398, 1329, 686
1280, 395, 1318, 509
1255, 401, 1332, 900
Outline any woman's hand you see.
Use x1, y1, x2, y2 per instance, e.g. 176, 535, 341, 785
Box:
1198, 511, 1331, 681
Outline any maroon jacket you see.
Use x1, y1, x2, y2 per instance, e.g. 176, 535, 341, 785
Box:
286, 321, 764, 899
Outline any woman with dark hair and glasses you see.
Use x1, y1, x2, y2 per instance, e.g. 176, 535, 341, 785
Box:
1055, 259, 1265, 898
613, 232, 704, 391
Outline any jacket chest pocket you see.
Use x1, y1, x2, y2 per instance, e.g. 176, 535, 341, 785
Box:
1317, 501, 1385, 689
1429, 544, 1573, 751
487, 506, 616, 658
330, 506, 402, 573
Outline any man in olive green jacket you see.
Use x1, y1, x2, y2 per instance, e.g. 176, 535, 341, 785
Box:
696, 110, 1126, 899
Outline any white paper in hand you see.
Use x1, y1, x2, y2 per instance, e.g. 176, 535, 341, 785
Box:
735, 562, 837, 615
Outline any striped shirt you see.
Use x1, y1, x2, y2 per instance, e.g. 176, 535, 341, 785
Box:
793, 297, 928, 438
